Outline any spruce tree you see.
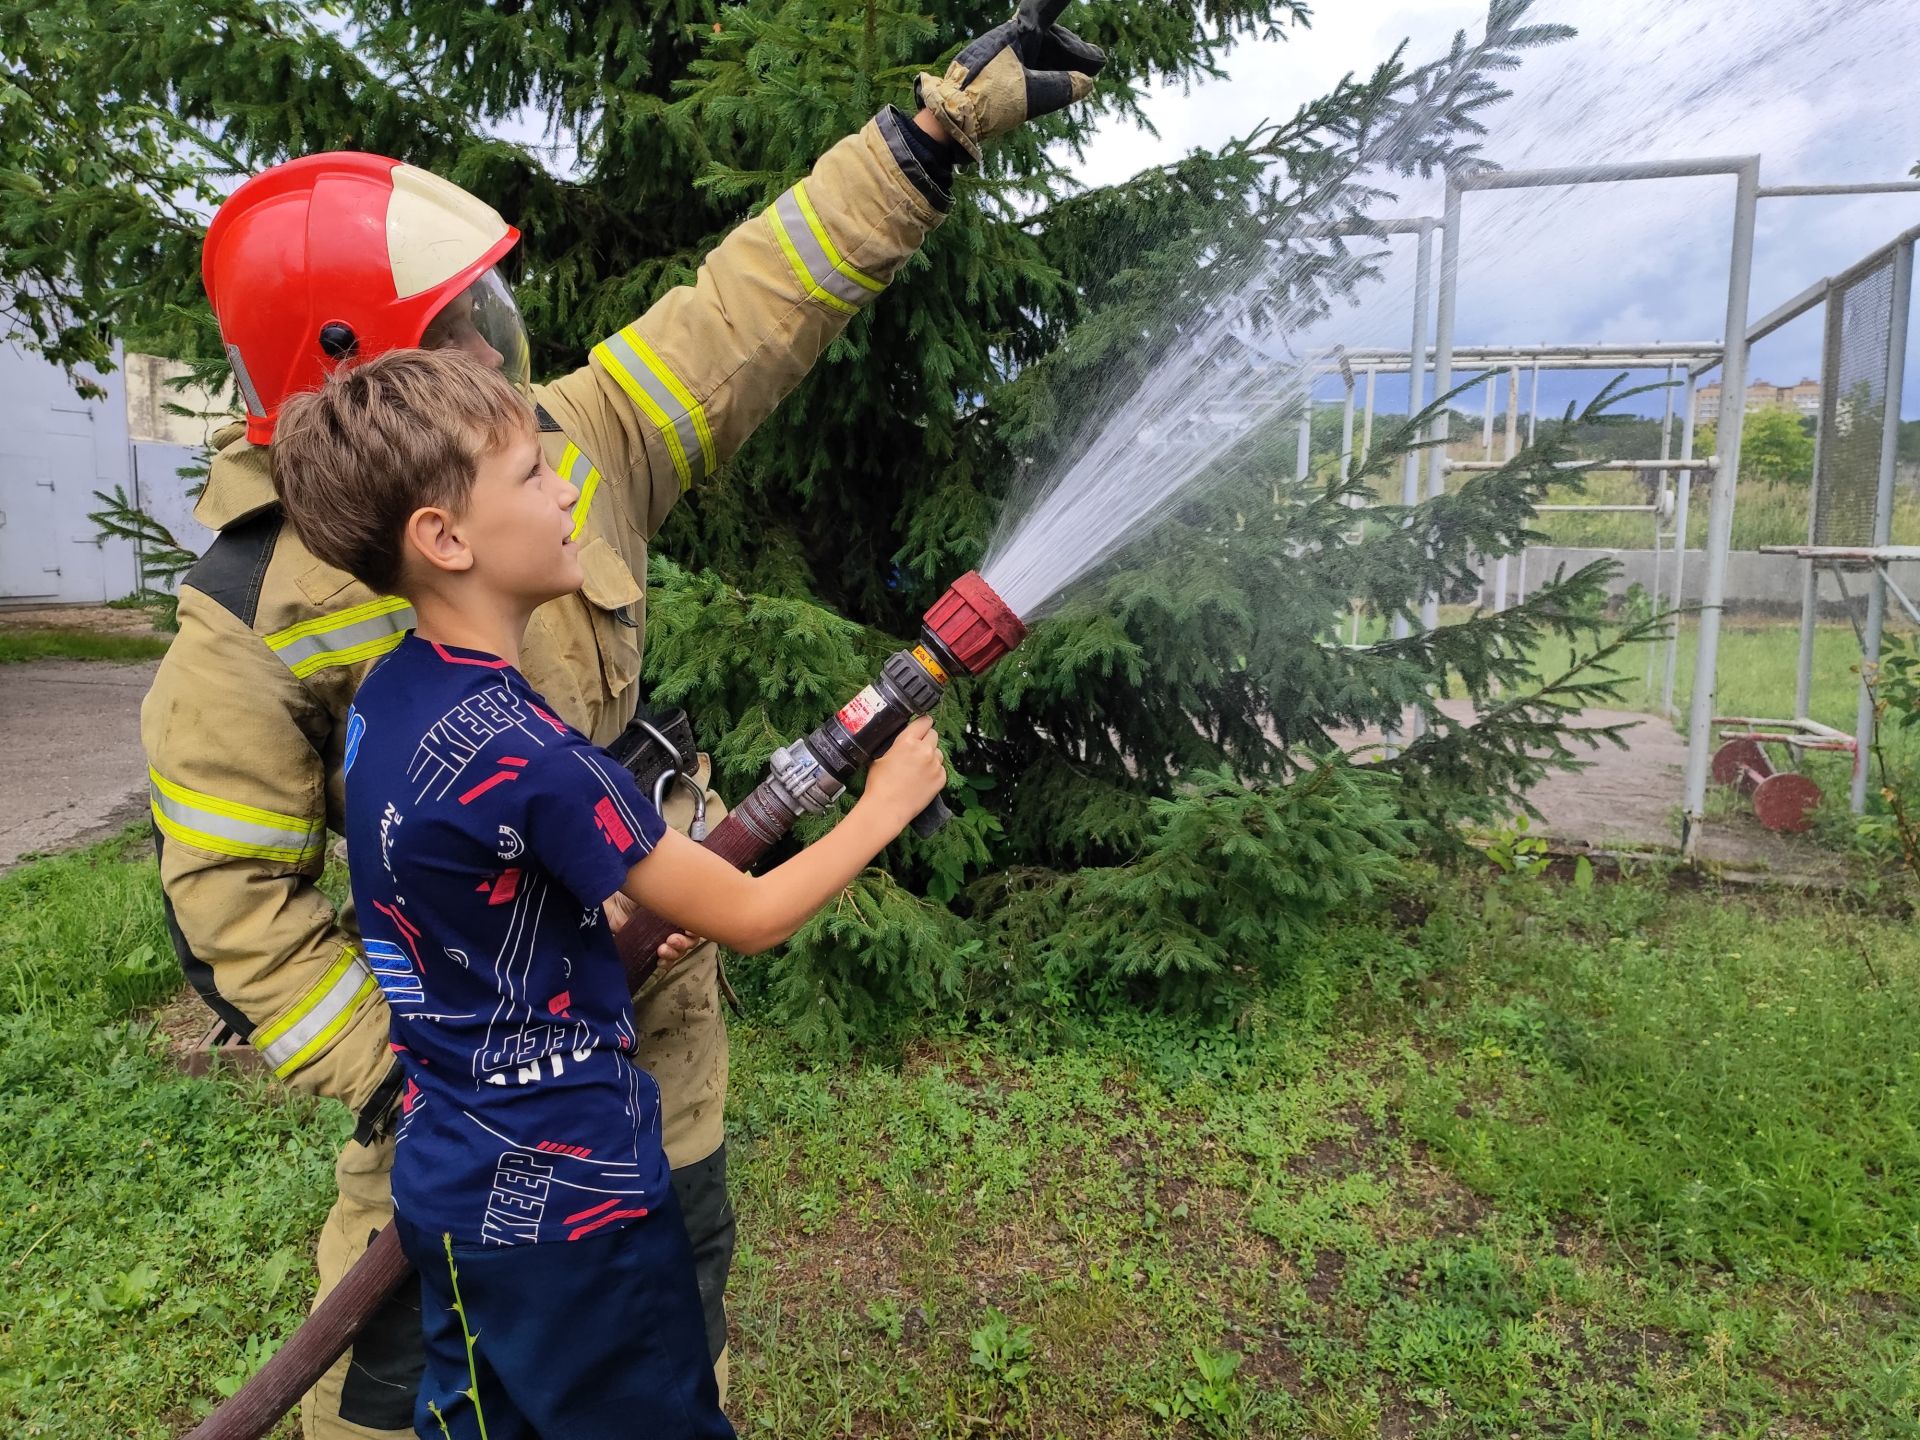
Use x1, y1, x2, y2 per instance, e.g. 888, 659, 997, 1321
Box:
2, 0, 1643, 1049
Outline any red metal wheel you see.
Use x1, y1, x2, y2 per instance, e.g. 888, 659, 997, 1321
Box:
1752, 771, 1822, 832
1712, 737, 1769, 792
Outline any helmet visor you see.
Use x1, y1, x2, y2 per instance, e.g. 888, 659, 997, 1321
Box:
420, 266, 531, 393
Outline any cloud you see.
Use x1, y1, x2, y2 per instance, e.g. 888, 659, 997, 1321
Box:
1075, 0, 1920, 413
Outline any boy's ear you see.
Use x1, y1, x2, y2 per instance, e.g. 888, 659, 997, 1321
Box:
404, 506, 473, 575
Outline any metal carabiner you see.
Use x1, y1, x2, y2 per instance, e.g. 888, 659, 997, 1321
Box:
652, 767, 709, 842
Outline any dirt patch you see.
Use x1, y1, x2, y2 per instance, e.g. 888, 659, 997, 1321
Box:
0, 603, 166, 636
146, 984, 267, 1077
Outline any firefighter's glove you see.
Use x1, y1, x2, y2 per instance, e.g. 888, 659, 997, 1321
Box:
915, 0, 1106, 164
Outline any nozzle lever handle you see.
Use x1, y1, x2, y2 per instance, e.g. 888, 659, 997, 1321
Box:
910, 795, 953, 838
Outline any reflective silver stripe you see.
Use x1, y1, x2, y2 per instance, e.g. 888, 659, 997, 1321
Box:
148, 767, 324, 864
264, 596, 415, 679
590, 326, 714, 491
253, 948, 379, 1077
769, 182, 886, 314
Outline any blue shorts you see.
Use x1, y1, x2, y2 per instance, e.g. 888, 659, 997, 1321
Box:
395, 1188, 734, 1440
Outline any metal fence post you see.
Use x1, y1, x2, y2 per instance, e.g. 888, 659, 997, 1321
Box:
1389, 219, 1437, 751
1664, 373, 1698, 716
1423, 181, 1464, 635
1682, 158, 1762, 856
1851, 238, 1914, 812
1494, 365, 1520, 610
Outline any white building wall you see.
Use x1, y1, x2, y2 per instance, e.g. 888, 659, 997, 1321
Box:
0, 342, 139, 604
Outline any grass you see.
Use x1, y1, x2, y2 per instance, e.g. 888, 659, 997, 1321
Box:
3, 831, 1917, 1436
1529, 473, 1920, 552
0, 629, 172, 664
0, 831, 337, 1439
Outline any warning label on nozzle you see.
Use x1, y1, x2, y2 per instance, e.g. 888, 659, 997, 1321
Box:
837, 685, 884, 735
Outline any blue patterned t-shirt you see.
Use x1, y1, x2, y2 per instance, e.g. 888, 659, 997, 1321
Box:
344, 633, 670, 1246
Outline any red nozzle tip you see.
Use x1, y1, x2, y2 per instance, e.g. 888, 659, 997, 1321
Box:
921, 571, 1025, 676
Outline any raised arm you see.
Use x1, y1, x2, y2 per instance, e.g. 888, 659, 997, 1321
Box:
540, 108, 950, 542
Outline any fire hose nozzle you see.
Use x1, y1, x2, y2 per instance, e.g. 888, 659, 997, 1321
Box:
919, 571, 1025, 677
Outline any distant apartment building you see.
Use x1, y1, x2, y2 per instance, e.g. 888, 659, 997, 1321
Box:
1694, 377, 1821, 425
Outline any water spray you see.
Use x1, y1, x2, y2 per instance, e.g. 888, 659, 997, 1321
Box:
181, 571, 1029, 1440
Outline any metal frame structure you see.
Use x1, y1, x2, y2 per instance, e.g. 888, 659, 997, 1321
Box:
1710, 230, 1919, 813
1299, 173, 1919, 851
1315, 341, 1722, 696
1421, 161, 1920, 856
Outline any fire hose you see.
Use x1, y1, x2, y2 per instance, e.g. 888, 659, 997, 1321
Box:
183, 572, 1026, 1440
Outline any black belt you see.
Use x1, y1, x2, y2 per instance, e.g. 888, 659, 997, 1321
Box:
607, 702, 708, 840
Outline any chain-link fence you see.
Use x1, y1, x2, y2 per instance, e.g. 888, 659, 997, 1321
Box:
1811, 255, 1897, 546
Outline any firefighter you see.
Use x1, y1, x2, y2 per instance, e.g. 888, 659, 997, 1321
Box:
140, 6, 1102, 1438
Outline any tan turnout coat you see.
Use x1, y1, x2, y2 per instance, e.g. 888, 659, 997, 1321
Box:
142, 112, 947, 1165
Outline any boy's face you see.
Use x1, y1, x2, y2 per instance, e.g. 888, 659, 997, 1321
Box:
457, 426, 584, 604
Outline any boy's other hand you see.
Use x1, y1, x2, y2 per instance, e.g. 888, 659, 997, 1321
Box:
603, 893, 636, 932
604, 894, 701, 973
860, 716, 949, 832
656, 930, 702, 973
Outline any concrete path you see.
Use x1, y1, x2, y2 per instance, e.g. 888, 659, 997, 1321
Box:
0, 655, 1849, 881
0, 660, 159, 867
1406, 699, 1848, 877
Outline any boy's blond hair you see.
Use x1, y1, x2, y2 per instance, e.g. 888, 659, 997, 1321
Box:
271, 349, 534, 594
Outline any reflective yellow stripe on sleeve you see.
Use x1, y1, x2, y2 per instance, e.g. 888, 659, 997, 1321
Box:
558, 442, 603, 541
767, 180, 887, 316
148, 767, 325, 864
591, 325, 716, 492
264, 595, 415, 679
250, 945, 380, 1078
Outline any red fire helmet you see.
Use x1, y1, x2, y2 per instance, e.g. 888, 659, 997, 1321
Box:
202, 152, 529, 444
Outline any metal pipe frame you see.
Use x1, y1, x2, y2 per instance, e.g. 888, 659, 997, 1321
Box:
1649, 363, 1677, 690
1691, 221, 1920, 377
1757, 181, 1920, 198
1663, 373, 1698, 716
1880, 566, 1920, 629
1793, 331, 1831, 720
1339, 342, 1722, 363
1443, 457, 1718, 472
1360, 368, 1378, 467
1492, 365, 1519, 610
1534, 503, 1661, 514
1390, 217, 1439, 748
1329, 356, 1718, 376
1298, 218, 1450, 238
1425, 155, 1766, 857
1462, 157, 1764, 190
1338, 373, 1357, 482
1423, 183, 1465, 633
1759, 545, 1920, 562
1681, 159, 1763, 853
1853, 239, 1915, 810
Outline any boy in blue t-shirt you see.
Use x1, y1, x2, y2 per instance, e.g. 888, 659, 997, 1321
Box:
269, 349, 949, 1438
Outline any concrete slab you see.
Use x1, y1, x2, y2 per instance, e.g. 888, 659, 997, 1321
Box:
1402, 699, 1851, 879
0, 651, 1855, 884
0, 660, 158, 867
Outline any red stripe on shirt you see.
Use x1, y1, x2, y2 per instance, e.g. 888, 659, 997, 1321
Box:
429, 641, 510, 669
457, 770, 521, 805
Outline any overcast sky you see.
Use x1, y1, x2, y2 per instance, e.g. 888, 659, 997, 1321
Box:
1068, 0, 1920, 419
491, 1, 1919, 421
